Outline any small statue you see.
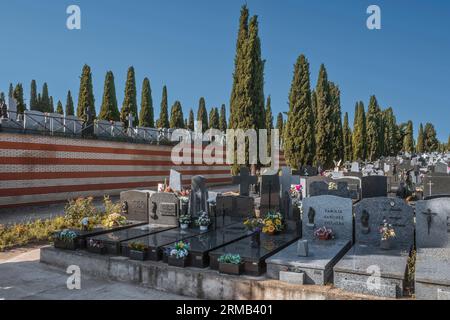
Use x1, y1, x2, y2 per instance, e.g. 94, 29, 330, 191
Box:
360, 210, 370, 234
121, 201, 128, 216
307, 207, 316, 228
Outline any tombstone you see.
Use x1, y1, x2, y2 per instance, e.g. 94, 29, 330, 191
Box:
188, 175, 209, 217
361, 176, 388, 198
259, 171, 280, 215
334, 198, 414, 298
149, 192, 180, 226
24, 110, 47, 131
267, 195, 353, 285
334, 176, 361, 200
232, 166, 257, 196
120, 190, 155, 222
435, 162, 449, 174
415, 198, 450, 300
169, 169, 183, 192
423, 175, 450, 199
280, 167, 298, 219
309, 181, 352, 199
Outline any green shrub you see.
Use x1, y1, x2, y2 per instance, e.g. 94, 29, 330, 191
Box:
64, 197, 98, 225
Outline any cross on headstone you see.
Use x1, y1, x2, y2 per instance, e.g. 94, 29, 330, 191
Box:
232, 166, 257, 196
421, 208, 438, 235
127, 112, 134, 128
427, 180, 434, 196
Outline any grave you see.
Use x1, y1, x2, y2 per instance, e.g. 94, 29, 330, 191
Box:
351, 162, 360, 173
309, 180, 352, 199
266, 195, 353, 285
361, 176, 388, 198
189, 175, 209, 217
120, 189, 155, 222
333, 198, 414, 298
259, 171, 280, 215
149, 192, 180, 226
415, 198, 450, 300
215, 194, 254, 220
169, 169, 183, 192
423, 175, 450, 199
232, 166, 257, 196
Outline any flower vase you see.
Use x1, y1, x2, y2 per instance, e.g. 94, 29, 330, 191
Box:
251, 232, 260, 248
180, 224, 189, 230
200, 225, 208, 232
380, 239, 391, 250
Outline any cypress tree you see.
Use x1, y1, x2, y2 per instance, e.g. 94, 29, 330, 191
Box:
423, 123, 439, 152
219, 104, 227, 132
315, 64, 334, 168
65, 90, 74, 116
157, 85, 169, 128
188, 109, 195, 131
99, 71, 120, 121
8, 83, 14, 98
13, 83, 26, 114
30, 80, 38, 111
169, 101, 184, 129
209, 107, 219, 129
139, 77, 154, 127
49, 96, 54, 113
76, 64, 96, 121
381, 107, 397, 156
352, 102, 366, 160
120, 66, 138, 127
329, 82, 344, 161
284, 55, 315, 168
403, 120, 415, 153
197, 97, 208, 132
396, 123, 407, 154
56, 100, 64, 115
447, 134, 450, 152
366, 95, 382, 161
343, 112, 352, 162
0, 92, 5, 104
416, 123, 424, 153
41, 83, 50, 112
276, 112, 283, 133
264, 95, 273, 156
311, 90, 318, 128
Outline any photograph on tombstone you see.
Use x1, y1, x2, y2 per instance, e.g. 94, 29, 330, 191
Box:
1, 0, 450, 306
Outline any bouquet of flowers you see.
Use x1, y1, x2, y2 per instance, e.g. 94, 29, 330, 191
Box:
169, 241, 190, 259
328, 182, 338, 190
179, 196, 189, 204
102, 213, 127, 228
128, 241, 147, 252
314, 226, 334, 240
379, 220, 396, 240
88, 239, 104, 249
243, 217, 264, 233
262, 211, 284, 234
289, 184, 302, 198
218, 253, 242, 265
179, 214, 192, 225
54, 229, 78, 242
196, 212, 211, 227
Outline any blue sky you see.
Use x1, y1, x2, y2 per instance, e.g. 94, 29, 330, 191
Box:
0, 0, 449, 140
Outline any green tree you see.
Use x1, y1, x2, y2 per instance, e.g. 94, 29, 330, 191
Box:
342, 112, 352, 162
197, 97, 208, 132
416, 123, 425, 153
8, 83, 14, 98
382, 107, 398, 156
209, 107, 220, 129
219, 104, 227, 132
276, 112, 283, 134
169, 101, 184, 129
41, 82, 50, 112
329, 82, 344, 161
403, 120, 415, 153
447, 134, 450, 152
65, 90, 74, 116
120, 66, 138, 127
139, 77, 154, 127
366, 95, 382, 161
423, 123, 439, 152
30, 80, 38, 111
99, 71, 120, 121
188, 108, 195, 131
56, 100, 64, 115
13, 83, 26, 114
49, 96, 54, 113
352, 102, 366, 160
0, 92, 5, 104
157, 85, 169, 128
284, 55, 315, 168
76, 64, 96, 121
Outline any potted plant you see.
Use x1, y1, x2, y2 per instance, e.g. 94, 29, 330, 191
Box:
262, 211, 284, 235
53, 229, 78, 250
168, 241, 190, 267
243, 217, 264, 247
218, 254, 244, 275
128, 241, 148, 261
314, 226, 334, 240
179, 214, 191, 230
88, 239, 106, 254
196, 212, 211, 232
379, 220, 396, 250
102, 212, 127, 228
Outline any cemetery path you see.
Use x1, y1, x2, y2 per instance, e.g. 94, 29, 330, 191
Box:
0, 247, 194, 300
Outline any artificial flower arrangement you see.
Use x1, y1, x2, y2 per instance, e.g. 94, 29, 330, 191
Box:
218, 253, 242, 265
314, 226, 334, 240
102, 212, 127, 228
262, 211, 284, 235
243, 217, 264, 233
379, 220, 396, 241
289, 184, 302, 198
179, 214, 192, 229
128, 241, 148, 260
179, 196, 189, 204
54, 229, 78, 243
196, 212, 211, 230
328, 182, 338, 190
169, 241, 190, 259
218, 253, 244, 275
178, 189, 190, 197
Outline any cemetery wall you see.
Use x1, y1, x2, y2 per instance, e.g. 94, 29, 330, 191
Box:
0, 133, 289, 208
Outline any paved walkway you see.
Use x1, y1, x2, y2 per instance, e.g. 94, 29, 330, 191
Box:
0, 247, 192, 300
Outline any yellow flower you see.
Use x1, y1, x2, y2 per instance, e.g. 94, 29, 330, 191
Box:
266, 220, 273, 226
262, 227, 268, 233
275, 219, 281, 225
268, 225, 275, 233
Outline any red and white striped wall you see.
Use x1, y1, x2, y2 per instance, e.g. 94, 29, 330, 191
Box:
0, 133, 286, 208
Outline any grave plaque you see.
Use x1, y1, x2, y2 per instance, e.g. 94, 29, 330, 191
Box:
120, 190, 155, 222
169, 169, 182, 192
361, 176, 388, 199
150, 193, 180, 226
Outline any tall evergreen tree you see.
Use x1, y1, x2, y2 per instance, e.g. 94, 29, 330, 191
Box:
276, 112, 283, 133
366, 95, 382, 161
423, 123, 439, 152
76, 64, 96, 121
65, 90, 74, 116
311, 90, 318, 128
342, 112, 353, 162
157, 85, 169, 128
209, 107, 220, 129
120, 66, 138, 127
188, 108, 195, 131
30, 80, 38, 111
403, 120, 415, 153
8, 83, 14, 98
0, 92, 5, 104
99, 71, 120, 121
447, 134, 450, 152
139, 77, 154, 127
382, 107, 398, 156
169, 101, 184, 129
285, 55, 315, 168
314, 64, 334, 168
13, 83, 26, 114
219, 104, 227, 132
49, 96, 54, 113
197, 97, 208, 132
329, 82, 344, 161
56, 100, 64, 115
352, 101, 366, 160
41, 82, 50, 112
416, 123, 424, 153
